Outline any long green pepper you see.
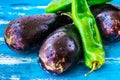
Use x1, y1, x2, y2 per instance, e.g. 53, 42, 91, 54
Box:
46, 0, 112, 13
72, 0, 105, 76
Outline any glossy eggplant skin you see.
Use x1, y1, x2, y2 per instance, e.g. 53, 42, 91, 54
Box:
39, 24, 82, 75
90, 4, 120, 42
4, 14, 72, 53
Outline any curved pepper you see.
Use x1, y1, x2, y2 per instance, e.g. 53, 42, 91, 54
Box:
72, 0, 105, 76
46, 0, 112, 13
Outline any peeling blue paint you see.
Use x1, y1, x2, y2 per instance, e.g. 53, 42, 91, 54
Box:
0, 0, 120, 80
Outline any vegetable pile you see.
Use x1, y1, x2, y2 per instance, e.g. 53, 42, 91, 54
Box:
4, 0, 120, 76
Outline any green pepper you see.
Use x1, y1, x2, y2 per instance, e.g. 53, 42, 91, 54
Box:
72, 0, 105, 76
46, 0, 112, 13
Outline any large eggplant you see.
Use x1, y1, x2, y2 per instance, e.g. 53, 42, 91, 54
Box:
39, 24, 82, 74
90, 4, 120, 42
4, 14, 72, 53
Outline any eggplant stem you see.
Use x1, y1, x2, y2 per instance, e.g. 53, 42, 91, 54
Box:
85, 62, 97, 76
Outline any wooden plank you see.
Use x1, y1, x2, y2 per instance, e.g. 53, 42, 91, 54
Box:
0, 0, 120, 80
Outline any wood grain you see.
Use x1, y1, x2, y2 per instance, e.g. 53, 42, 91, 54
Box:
0, 0, 120, 80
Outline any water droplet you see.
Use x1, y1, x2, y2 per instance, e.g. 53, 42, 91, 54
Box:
50, 53, 53, 56
47, 56, 49, 58
69, 45, 71, 47
57, 35, 60, 37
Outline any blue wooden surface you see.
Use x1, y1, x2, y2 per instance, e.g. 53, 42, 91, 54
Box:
0, 0, 120, 80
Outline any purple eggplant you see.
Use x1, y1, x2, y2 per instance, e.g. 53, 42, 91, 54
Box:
4, 14, 72, 53
90, 4, 120, 42
39, 24, 82, 74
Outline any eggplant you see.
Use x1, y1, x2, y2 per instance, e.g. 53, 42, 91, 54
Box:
4, 14, 72, 53
39, 24, 82, 74
90, 4, 120, 42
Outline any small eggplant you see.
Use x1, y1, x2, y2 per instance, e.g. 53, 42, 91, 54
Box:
39, 24, 82, 74
90, 4, 120, 42
4, 14, 72, 53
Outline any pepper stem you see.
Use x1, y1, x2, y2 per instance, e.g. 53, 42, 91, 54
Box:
85, 62, 98, 76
